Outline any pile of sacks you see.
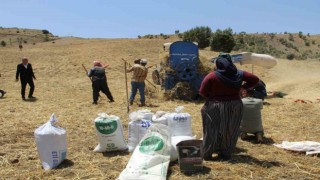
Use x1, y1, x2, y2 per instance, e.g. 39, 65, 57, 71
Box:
118, 106, 196, 180
127, 106, 196, 161
34, 106, 197, 178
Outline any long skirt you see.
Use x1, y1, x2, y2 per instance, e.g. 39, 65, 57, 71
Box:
201, 100, 243, 158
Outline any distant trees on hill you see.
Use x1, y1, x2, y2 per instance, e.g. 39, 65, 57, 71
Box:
210, 28, 235, 53
183, 26, 212, 49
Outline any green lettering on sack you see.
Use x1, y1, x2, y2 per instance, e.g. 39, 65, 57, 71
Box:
139, 136, 164, 154
95, 120, 118, 134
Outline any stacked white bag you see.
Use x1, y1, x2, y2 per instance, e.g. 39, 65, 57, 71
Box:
128, 109, 153, 152
167, 106, 193, 136
166, 106, 195, 161
93, 113, 127, 152
152, 111, 170, 125
34, 113, 67, 170
118, 124, 171, 180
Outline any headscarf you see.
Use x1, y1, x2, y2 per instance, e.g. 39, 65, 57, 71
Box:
215, 54, 243, 89
93, 60, 102, 67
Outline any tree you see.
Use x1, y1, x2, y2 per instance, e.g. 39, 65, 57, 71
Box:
210, 28, 236, 53
1, 40, 6, 47
183, 26, 212, 49
42, 29, 50, 34
287, 54, 295, 60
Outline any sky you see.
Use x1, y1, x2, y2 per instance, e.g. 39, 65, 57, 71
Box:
1, 0, 319, 38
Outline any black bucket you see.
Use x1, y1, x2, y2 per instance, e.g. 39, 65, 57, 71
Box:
176, 139, 203, 172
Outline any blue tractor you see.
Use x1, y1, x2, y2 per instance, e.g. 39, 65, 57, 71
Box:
152, 41, 205, 100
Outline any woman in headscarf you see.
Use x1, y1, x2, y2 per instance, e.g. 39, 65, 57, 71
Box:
199, 54, 259, 160
88, 60, 114, 104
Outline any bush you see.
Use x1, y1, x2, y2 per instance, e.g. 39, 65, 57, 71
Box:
210, 28, 235, 53
298, 31, 303, 38
42, 29, 50, 34
183, 26, 212, 49
305, 40, 310, 46
287, 53, 295, 60
289, 34, 294, 41
1, 40, 6, 47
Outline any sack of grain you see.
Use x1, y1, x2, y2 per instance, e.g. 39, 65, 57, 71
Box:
93, 113, 127, 152
34, 114, 67, 170
167, 106, 193, 136
118, 124, 171, 180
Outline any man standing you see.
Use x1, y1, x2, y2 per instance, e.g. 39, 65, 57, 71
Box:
88, 60, 114, 105
16, 57, 36, 100
126, 59, 148, 107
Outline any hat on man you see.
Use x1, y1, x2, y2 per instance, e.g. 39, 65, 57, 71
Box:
140, 59, 148, 64
93, 60, 102, 67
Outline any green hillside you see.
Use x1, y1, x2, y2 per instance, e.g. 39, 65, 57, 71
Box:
0, 27, 58, 46
1, 27, 320, 60
233, 32, 320, 60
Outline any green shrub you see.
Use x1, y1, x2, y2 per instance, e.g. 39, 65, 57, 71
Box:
289, 34, 294, 41
305, 40, 310, 46
183, 26, 212, 49
287, 53, 295, 60
42, 29, 50, 34
1, 40, 6, 47
210, 28, 235, 53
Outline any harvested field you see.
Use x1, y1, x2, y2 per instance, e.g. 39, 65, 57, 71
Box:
0, 37, 319, 179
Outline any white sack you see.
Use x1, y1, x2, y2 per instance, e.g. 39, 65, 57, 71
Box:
34, 113, 67, 170
118, 124, 171, 180
167, 106, 193, 136
129, 109, 153, 121
128, 119, 152, 152
274, 141, 320, 155
152, 111, 169, 125
240, 52, 277, 69
170, 136, 196, 162
93, 113, 127, 152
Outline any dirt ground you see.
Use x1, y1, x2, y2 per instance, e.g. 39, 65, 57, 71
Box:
0, 37, 319, 179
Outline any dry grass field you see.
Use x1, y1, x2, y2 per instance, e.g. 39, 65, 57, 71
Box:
0, 37, 319, 179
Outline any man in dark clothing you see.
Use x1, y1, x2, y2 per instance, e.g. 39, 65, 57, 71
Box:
247, 80, 267, 100
16, 57, 36, 100
88, 61, 114, 104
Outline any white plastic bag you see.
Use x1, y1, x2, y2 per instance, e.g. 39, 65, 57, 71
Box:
167, 106, 193, 136
170, 136, 196, 162
93, 113, 127, 152
129, 109, 153, 121
34, 113, 67, 170
127, 119, 152, 152
152, 111, 169, 125
274, 141, 320, 155
118, 124, 171, 180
